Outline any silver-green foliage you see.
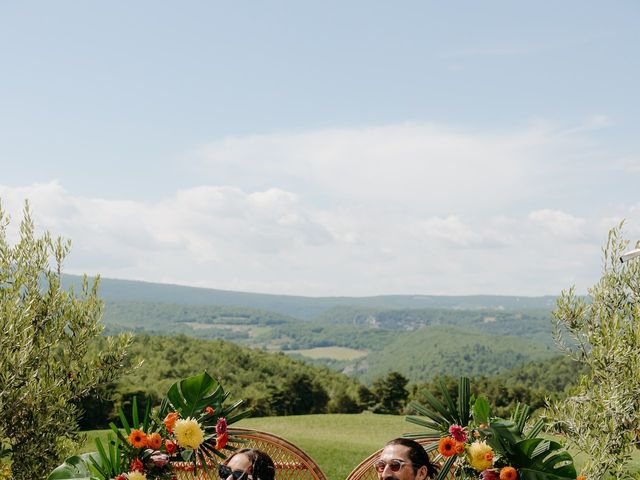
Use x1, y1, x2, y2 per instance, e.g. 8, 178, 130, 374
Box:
550, 224, 640, 479
0, 202, 132, 480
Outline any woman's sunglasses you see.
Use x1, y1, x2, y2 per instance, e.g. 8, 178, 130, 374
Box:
374, 459, 411, 473
218, 464, 251, 480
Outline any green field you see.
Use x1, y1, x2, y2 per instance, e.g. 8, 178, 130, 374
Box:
287, 346, 368, 360
80, 414, 640, 480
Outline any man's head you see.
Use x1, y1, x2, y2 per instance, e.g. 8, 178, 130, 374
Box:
375, 438, 438, 480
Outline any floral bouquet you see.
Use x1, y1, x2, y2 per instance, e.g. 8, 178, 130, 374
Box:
48, 372, 252, 480
405, 377, 579, 480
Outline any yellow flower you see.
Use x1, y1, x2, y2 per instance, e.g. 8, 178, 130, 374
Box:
174, 417, 205, 450
467, 441, 494, 471
127, 472, 147, 480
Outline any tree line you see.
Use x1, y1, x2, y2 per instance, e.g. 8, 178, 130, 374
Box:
76, 334, 583, 429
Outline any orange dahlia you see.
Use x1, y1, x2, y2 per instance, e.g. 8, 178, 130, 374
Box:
147, 432, 162, 450
163, 411, 180, 433
128, 429, 147, 448
577, 476, 586, 480
438, 437, 457, 457
500, 466, 518, 480
454, 441, 465, 454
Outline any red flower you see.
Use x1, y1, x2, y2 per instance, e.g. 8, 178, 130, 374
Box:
114, 476, 127, 480
216, 432, 228, 450
165, 439, 177, 454
205, 406, 215, 415
130, 458, 144, 472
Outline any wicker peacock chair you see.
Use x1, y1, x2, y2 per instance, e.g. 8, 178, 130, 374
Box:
172, 428, 326, 480
346, 438, 455, 480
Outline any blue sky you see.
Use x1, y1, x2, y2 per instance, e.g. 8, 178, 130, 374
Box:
1, 2, 639, 296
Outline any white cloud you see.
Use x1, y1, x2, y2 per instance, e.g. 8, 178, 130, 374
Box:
527, 209, 587, 240
1, 120, 638, 297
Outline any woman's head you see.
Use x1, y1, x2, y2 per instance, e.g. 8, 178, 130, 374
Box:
220, 449, 275, 480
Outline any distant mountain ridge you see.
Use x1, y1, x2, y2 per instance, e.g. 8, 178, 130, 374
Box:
62, 274, 558, 320
62, 274, 562, 383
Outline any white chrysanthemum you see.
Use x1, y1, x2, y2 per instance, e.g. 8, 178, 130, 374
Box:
174, 417, 205, 449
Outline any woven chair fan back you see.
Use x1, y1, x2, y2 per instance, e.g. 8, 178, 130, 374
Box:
346, 439, 455, 480
172, 428, 326, 480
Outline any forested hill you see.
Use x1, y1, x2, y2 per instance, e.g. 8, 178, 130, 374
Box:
81, 334, 362, 428
62, 274, 557, 320
63, 275, 564, 384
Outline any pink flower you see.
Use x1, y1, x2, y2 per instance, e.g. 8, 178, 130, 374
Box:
151, 452, 170, 467
448, 424, 468, 442
216, 417, 227, 436
481, 469, 499, 480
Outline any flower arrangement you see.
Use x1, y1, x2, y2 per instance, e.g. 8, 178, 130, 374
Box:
48, 372, 251, 480
405, 377, 579, 480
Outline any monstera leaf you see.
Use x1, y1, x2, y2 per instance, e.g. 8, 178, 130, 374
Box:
512, 438, 577, 480
47, 453, 101, 480
164, 371, 225, 418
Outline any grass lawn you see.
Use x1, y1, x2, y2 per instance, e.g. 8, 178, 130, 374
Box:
81, 413, 640, 480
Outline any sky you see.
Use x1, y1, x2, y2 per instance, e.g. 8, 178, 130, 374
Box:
1, 1, 639, 297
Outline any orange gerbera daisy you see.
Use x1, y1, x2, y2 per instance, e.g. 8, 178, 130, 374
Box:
438, 437, 457, 457
576, 476, 586, 480
128, 429, 147, 448
147, 432, 162, 450
454, 441, 465, 454
499, 466, 518, 480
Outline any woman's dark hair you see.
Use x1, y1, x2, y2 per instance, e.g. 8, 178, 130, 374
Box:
226, 448, 276, 480
385, 438, 439, 479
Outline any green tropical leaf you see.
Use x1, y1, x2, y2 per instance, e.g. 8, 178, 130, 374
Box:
47, 454, 101, 480
404, 415, 443, 431
512, 403, 530, 434
525, 418, 545, 440
438, 379, 458, 422
410, 390, 454, 427
485, 419, 522, 457
131, 396, 139, 428
167, 371, 224, 418
514, 438, 577, 479
406, 401, 449, 430
457, 376, 470, 425
472, 396, 491, 425
434, 454, 456, 480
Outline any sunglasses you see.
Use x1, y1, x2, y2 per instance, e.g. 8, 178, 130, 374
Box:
374, 459, 411, 473
218, 464, 251, 480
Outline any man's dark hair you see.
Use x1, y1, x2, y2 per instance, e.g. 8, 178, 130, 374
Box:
226, 448, 276, 480
385, 438, 439, 479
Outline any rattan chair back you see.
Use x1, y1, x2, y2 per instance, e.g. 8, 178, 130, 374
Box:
346, 439, 454, 480
173, 428, 326, 480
